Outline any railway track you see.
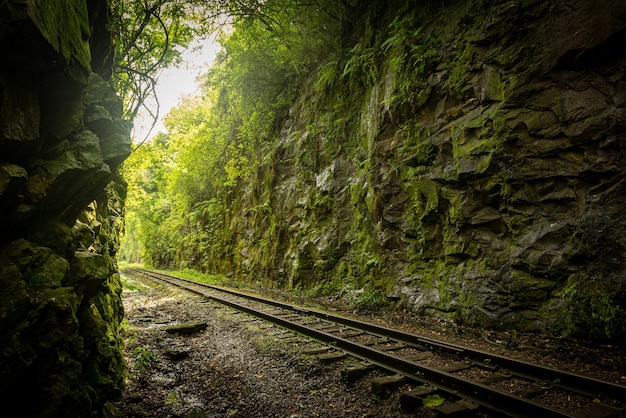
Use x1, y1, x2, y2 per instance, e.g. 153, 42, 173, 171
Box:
125, 268, 626, 418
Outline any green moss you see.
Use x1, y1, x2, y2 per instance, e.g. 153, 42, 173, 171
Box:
405, 177, 439, 223
398, 120, 434, 165
447, 40, 475, 95
71, 251, 112, 283
484, 66, 505, 101
29, 252, 70, 289
450, 107, 505, 160
27, 0, 92, 81
544, 274, 626, 340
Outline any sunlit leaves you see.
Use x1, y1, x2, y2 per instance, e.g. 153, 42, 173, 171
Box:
120, 0, 346, 269
119, 132, 174, 264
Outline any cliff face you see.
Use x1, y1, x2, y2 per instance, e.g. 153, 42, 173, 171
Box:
0, 0, 130, 415
216, 0, 626, 339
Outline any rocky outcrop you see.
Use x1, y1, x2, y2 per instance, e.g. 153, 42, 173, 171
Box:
214, 0, 626, 340
0, 0, 130, 416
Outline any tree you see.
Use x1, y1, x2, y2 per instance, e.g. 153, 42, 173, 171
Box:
111, 1, 314, 140
118, 0, 350, 270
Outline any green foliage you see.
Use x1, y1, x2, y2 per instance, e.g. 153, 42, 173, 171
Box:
342, 42, 379, 87
118, 1, 453, 316
119, 133, 179, 267
307, 279, 344, 298
381, 12, 437, 110
329, 5, 438, 113
110, 0, 335, 134
346, 287, 387, 311
120, 0, 345, 273
166, 390, 183, 408
423, 394, 445, 408
131, 347, 156, 372
559, 275, 625, 340
313, 60, 339, 94
109, 0, 202, 122
117, 2, 448, 319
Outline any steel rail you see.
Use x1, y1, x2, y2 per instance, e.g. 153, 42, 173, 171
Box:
130, 268, 626, 403
128, 268, 625, 417
212, 283, 626, 401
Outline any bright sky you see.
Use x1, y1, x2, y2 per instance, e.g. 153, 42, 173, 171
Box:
131, 38, 221, 143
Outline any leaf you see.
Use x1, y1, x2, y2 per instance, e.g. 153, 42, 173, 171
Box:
423, 394, 445, 408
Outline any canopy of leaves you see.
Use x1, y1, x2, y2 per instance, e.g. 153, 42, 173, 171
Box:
110, 0, 356, 140
119, 0, 353, 267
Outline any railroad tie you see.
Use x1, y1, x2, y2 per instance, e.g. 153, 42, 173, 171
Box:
371, 374, 408, 397
401, 387, 479, 416
405, 351, 433, 361
399, 385, 437, 410
363, 338, 390, 346
573, 402, 625, 418
513, 382, 551, 399
341, 363, 375, 382
317, 351, 348, 363
338, 330, 364, 338
433, 398, 480, 416
302, 346, 331, 355
476, 372, 511, 385
377, 343, 407, 352
439, 361, 472, 373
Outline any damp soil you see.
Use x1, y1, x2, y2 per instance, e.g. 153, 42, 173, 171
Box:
117, 275, 626, 418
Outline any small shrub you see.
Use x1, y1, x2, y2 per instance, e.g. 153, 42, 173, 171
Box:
345, 287, 387, 311
308, 279, 343, 298
132, 347, 156, 372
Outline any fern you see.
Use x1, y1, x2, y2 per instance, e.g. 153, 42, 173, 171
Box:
381, 13, 437, 110
342, 42, 378, 87
313, 60, 338, 93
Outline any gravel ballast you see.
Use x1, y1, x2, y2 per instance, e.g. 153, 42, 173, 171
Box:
117, 274, 625, 417
118, 277, 435, 417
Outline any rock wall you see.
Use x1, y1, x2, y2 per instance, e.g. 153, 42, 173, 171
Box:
0, 0, 130, 415
219, 0, 626, 340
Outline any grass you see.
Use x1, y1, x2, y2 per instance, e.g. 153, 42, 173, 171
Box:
345, 287, 387, 311
163, 268, 226, 285
119, 261, 228, 288
120, 272, 152, 292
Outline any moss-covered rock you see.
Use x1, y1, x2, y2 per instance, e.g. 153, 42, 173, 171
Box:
27, 0, 92, 82
0, 0, 129, 416
196, 0, 626, 342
